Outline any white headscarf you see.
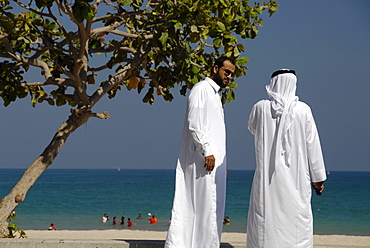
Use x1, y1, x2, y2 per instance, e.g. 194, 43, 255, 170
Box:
266, 70, 298, 167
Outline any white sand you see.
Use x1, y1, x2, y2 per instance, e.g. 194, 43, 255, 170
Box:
23, 230, 370, 246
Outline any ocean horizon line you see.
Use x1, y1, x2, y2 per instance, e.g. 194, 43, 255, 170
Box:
1, 168, 369, 172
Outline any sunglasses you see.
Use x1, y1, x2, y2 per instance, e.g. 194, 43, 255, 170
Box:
221, 68, 234, 77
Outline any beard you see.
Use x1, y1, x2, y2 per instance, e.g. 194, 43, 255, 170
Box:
213, 73, 227, 88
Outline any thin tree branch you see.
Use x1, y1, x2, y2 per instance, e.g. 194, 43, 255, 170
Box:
20, 78, 75, 88
90, 111, 110, 119
7, 52, 53, 78
90, 46, 137, 54
47, 2, 77, 54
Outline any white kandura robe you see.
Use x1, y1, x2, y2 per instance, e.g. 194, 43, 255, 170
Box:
165, 77, 227, 248
247, 100, 327, 248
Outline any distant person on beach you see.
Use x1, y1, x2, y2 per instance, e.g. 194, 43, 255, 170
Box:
223, 217, 230, 225
246, 69, 327, 248
148, 215, 157, 224
127, 218, 133, 228
112, 216, 117, 225
136, 213, 142, 219
165, 57, 235, 248
101, 214, 108, 223
120, 215, 124, 225
48, 223, 57, 230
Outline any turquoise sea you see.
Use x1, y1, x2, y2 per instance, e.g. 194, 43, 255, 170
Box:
0, 169, 369, 235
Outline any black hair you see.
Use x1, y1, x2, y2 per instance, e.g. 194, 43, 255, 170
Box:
214, 57, 235, 68
271, 69, 296, 78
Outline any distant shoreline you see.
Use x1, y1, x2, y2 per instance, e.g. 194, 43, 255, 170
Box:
21, 229, 370, 236
19, 230, 370, 247
1, 168, 370, 172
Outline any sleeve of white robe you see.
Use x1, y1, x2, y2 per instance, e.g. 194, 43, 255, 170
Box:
306, 107, 327, 182
187, 83, 213, 157
248, 101, 265, 135
248, 104, 256, 135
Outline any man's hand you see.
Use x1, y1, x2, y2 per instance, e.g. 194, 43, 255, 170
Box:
204, 155, 216, 172
312, 181, 325, 195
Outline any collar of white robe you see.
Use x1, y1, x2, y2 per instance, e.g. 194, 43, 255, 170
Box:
266, 70, 299, 167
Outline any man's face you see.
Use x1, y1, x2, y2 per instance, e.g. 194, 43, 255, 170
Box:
212, 60, 235, 88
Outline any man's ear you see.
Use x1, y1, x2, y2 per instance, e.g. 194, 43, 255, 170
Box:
212, 65, 219, 75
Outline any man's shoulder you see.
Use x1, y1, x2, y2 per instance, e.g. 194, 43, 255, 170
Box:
296, 101, 311, 111
294, 101, 313, 117
193, 79, 210, 88
254, 99, 270, 108
190, 79, 213, 94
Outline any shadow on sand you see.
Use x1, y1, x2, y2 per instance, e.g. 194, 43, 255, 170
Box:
120, 240, 236, 248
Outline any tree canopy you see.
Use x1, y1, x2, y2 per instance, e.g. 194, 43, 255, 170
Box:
0, 0, 278, 108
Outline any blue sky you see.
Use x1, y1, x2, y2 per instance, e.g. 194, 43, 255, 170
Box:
1, 0, 369, 171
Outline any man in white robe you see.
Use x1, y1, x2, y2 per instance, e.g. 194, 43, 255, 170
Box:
165, 57, 235, 248
246, 69, 327, 248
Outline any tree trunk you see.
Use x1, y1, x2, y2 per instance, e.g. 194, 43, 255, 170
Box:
0, 109, 91, 237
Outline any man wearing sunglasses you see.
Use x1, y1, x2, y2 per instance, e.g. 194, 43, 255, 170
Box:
165, 57, 235, 248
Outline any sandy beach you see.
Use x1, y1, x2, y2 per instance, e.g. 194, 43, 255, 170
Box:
20, 230, 370, 247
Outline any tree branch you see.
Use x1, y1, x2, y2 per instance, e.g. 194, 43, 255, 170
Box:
91, 25, 153, 40
47, 2, 77, 54
90, 46, 137, 54
15, 1, 52, 18
7, 53, 53, 79
91, 20, 127, 34
20, 78, 75, 88
90, 111, 110, 120
89, 54, 145, 107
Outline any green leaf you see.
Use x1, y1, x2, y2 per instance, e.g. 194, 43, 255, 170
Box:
82, 4, 95, 21
174, 22, 183, 29
72, 4, 84, 23
31, 97, 37, 107
158, 32, 168, 45
219, 0, 228, 8
142, 88, 154, 105
213, 38, 222, 48
217, 21, 226, 31
190, 25, 199, 33
236, 57, 249, 65
120, 0, 131, 6
163, 91, 174, 102
250, 26, 258, 39
233, 46, 241, 57
180, 85, 187, 96
237, 43, 245, 52
46, 98, 55, 105
191, 65, 200, 74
